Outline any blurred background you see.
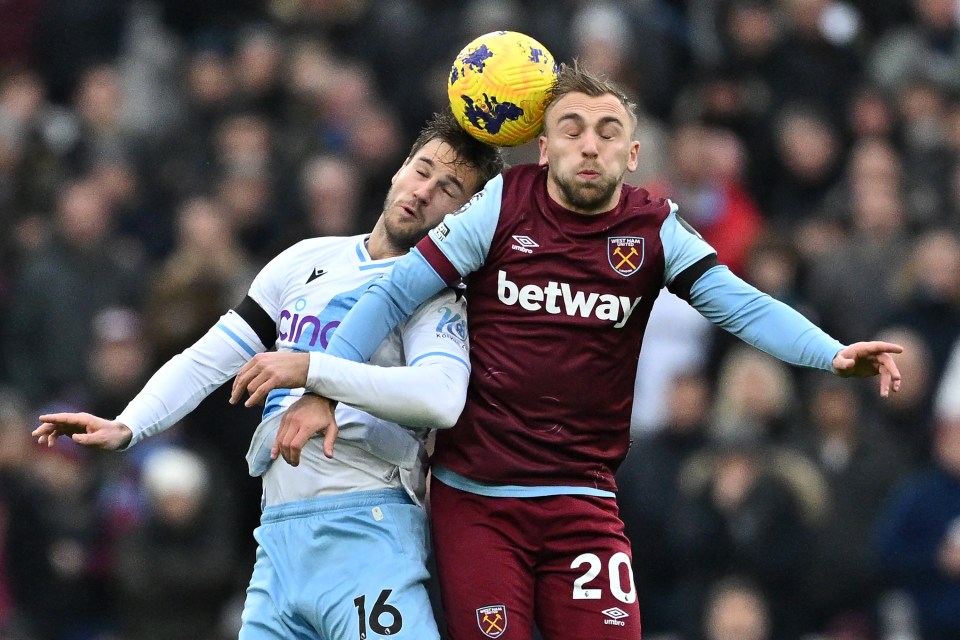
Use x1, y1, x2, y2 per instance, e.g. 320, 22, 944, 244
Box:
0, 0, 959, 639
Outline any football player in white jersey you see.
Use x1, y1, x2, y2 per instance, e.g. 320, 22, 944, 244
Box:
32, 111, 504, 640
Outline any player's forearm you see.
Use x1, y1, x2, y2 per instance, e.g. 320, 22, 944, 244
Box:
689, 265, 844, 371
307, 351, 468, 428
325, 250, 447, 362
118, 312, 264, 447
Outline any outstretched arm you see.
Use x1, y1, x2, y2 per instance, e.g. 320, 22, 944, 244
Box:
688, 265, 902, 396
34, 310, 265, 450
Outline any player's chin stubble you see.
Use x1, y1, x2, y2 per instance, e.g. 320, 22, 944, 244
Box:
552, 173, 618, 212
382, 205, 430, 251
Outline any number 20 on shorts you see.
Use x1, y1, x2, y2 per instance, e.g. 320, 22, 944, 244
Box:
571, 552, 637, 603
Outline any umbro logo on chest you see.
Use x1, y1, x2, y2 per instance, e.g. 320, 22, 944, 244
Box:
306, 267, 327, 284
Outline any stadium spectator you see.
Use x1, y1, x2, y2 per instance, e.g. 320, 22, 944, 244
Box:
792, 375, 910, 633
868, 0, 960, 95
699, 574, 773, 640
2, 177, 144, 409
113, 445, 235, 640
873, 326, 940, 468
874, 354, 960, 640
647, 121, 765, 276
886, 228, 960, 380
802, 155, 910, 344
668, 430, 819, 639
618, 370, 713, 635
711, 346, 801, 444
10, 433, 114, 639
766, 103, 845, 228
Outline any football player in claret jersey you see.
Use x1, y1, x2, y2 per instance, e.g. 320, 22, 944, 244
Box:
235, 66, 903, 639
32, 111, 503, 640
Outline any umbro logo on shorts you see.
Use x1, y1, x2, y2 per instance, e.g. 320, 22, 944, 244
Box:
602, 606, 629, 626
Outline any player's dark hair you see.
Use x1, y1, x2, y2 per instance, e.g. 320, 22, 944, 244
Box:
408, 110, 504, 192
546, 61, 638, 132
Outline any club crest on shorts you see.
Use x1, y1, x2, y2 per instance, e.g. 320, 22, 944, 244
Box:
476, 604, 508, 638
608, 236, 644, 276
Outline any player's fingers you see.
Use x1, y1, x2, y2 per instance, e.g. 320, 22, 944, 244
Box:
231, 360, 264, 404
833, 355, 856, 376
287, 425, 316, 467
322, 419, 339, 459
879, 354, 902, 395
245, 372, 277, 408
37, 413, 86, 427
878, 366, 891, 398
31, 423, 56, 438
277, 421, 303, 467
229, 372, 246, 404
72, 432, 105, 449
34, 424, 55, 446
869, 341, 904, 355
39, 423, 64, 447
279, 434, 298, 467
273, 416, 292, 464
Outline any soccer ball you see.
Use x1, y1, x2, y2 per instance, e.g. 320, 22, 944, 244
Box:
447, 31, 558, 147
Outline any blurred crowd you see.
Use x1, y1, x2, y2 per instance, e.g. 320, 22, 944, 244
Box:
0, 0, 958, 639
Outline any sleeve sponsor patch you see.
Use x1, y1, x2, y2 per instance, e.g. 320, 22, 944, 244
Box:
431, 222, 451, 242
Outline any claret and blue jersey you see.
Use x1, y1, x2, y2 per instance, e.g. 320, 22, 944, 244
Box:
419, 164, 715, 494
326, 163, 845, 498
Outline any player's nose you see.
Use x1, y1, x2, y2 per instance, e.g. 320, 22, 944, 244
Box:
412, 179, 438, 204
580, 130, 600, 156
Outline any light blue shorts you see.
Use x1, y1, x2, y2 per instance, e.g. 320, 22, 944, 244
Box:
239, 488, 440, 640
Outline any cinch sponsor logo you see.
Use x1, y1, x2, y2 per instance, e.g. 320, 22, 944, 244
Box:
278, 309, 339, 349
497, 270, 641, 329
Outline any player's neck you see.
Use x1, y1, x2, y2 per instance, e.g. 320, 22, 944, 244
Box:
365, 226, 404, 260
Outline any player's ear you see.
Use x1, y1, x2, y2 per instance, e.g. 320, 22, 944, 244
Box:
626, 139, 640, 172
537, 134, 549, 166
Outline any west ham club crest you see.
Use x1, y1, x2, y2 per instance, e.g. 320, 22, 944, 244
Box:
476, 605, 508, 638
608, 236, 644, 276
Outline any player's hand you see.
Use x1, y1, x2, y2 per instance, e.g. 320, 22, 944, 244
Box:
832, 341, 904, 398
33, 412, 133, 450
231, 352, 310, 408
272, 394, 339, 466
